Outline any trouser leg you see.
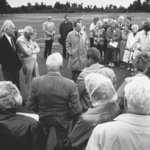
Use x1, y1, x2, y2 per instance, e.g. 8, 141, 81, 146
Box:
71, 70, 81, 82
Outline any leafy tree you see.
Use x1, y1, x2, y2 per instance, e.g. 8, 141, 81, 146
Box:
0, 0, 11, 13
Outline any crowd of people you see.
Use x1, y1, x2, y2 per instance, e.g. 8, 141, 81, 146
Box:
0, 15, 150, 150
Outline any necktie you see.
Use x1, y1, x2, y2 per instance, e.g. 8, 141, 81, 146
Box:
11, 38, 16, 51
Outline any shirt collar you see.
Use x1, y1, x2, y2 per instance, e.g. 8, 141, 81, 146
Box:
4, 33, 12, 45
74, 30, 83, 35
114, 113, 150, 127
47, 71, 62, 77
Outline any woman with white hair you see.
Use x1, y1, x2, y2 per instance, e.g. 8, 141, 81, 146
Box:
93, 20, 105, 60
86, 76, 150, 150
0, 81, 44, 150
125, 24, 139, 71
67, 73, 120, 150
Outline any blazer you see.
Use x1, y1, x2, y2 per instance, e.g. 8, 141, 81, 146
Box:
28, 72, 82, 128
0, 34, 21, 71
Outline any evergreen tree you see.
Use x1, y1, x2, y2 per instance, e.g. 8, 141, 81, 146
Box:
0, 0, 10, 13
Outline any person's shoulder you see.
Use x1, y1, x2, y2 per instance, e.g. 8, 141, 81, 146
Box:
14, 114, 39, 127
62, 76, 75, 84
17, 35, 24, 41
32, 75, 47, 84
93, 118, 121, 135
102, 67, 115, 73
68, 30, 74, 34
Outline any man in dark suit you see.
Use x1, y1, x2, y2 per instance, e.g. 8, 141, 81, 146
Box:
28, 52, 82, 149
0, 20, 21, 89
59, 15, 73, 58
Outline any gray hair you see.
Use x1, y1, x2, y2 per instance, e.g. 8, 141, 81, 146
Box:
103, 18, 109, 23
125, 76, 150, 114
97, 20, 103, 27
118, 15, 125, 20
131, 24, 139, 31
0, 81, 22, 108
84, 73, 117, 106
1, 20, 15, 32
46, 52, 63, 71
24, 26, 34, 34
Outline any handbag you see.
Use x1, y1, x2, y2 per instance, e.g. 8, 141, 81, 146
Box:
108, 41, 118, 48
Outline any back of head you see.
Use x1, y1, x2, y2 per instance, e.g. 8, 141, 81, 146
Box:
84, 73, 117, 106
143, 21, 150, 32
0, 81, 22, 109
124, 76, 150, 115
46, 52, 63, 71
87, 47, 100, 63
133, 52, 150, 72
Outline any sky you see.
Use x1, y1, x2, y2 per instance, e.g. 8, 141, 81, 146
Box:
7, 0, 145, 8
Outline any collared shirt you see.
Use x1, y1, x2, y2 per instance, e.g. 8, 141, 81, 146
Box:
43, 21, 55, 40
86, 113, 150, 150
133, 30, 150, 51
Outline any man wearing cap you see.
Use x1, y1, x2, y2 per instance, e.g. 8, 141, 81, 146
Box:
16, 26, 40, 102
43, 16, 56, 58
59, 15, 73, 58
76, 47, 117, 112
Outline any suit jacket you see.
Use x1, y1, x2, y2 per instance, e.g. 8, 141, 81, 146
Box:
0, 34, 21, 71
28, 72, 82, 128
0, 109, 44, 150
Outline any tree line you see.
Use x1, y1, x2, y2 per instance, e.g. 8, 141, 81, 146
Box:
0, 0, 150, 13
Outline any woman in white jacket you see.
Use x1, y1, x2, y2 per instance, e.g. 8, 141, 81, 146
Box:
126, 24, 139, 71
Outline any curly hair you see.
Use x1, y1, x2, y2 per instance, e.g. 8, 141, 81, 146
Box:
133, 52, 150, 72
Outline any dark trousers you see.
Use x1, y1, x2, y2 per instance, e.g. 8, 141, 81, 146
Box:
40, 116, 68, 150
71, 70, 81, 82
106, 47, 119, 64
63, 41, 69, 58
90, 37, 94, 47
44, 39, 53, 58
3, 68, 20, 90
